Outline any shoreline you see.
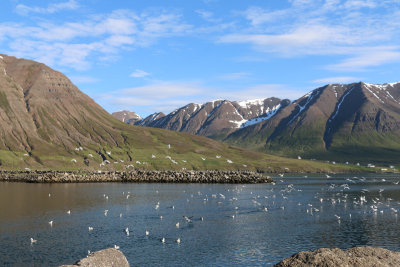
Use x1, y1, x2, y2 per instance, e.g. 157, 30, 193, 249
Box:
0, 169, 273, 184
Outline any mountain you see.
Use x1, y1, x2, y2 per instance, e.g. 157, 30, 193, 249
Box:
112, 110, 142, 124
135, 98, 290, 140
0, 54, 346, 172
226, 82, 400, 164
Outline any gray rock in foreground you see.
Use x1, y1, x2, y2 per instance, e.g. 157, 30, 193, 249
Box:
59, 248, 129, 267
274, 246, 400, 267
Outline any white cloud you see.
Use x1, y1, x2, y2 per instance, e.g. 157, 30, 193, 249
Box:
220, 1, 400, 70
0, 9, 191, 70
326, 47, 400, 71
312, 76, 361, 84
120, 82, 203, 99
218, 72, 250, 80
242, 6, 288, 26
195, 10, 220, 23
101, 80, 303, 115
16, 0, 79, 15
130, 69, 150, 78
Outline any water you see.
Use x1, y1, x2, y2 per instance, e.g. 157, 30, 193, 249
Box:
1, 174, 399, 266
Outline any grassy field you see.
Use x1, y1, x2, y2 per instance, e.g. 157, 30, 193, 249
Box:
0, 134, 382, 174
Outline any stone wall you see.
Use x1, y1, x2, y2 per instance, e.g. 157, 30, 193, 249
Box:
0, 169, 272, 183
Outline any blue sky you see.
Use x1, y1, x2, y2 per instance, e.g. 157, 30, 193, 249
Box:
1, 0, 400, 117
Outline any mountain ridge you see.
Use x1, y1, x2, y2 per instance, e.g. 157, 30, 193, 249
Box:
129, 98, 290, 140
226, 81, 400, 164
0, 54, 352, 173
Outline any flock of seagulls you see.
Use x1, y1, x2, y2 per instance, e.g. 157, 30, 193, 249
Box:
67, 144, 241, 172
29, 174, 399, 260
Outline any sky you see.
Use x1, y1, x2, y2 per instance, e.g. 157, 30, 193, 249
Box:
1, 0, 400, 117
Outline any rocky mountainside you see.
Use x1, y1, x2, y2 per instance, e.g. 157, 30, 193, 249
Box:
226, 82, 400, 164
112, 110, 142, 124
0, 54, 341, 172
135, 98, 290, 140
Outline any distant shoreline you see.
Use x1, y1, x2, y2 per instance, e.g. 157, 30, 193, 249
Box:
0, 170, 273, 184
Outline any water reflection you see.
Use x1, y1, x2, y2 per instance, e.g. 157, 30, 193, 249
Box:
0, 174, 399, 266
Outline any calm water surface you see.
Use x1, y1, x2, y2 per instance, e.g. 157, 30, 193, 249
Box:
1, 174, 400, 266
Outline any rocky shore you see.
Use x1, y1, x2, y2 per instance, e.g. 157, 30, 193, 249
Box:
274, 246, 400, 266
61, 246, 400, 267
59, 248, 129, 267
0, 169, 272, 183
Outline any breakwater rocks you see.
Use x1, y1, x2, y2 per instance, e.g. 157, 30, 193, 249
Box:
0, 170, 272, 183
59, 248, 129, 267
274, 246, 400, 267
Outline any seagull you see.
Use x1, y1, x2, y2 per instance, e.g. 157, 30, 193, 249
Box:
183, 216, 192, 222
176, 222, 180, 228
161, 237, 165, 243
145, 230, 149, 236
176, 238, 181, 244
114, 245, 120, 250
30, 238, 37, 244
88, 226, 93, 231
334, 214, 341, 220
125, 228, 129, 236
104, 210, 108, 216
126, 195, 130, 199
67, 210, 71, 215
49, 220, 53, 227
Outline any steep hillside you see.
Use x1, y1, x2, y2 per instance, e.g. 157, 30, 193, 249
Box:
226, 82, 400, 164
0, 54, 352, 173
135, 98, 290, 140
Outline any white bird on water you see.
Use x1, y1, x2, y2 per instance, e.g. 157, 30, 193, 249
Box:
161, 237, 165, 243
125, 228, 129, 236
104, 210, 108, 216
176, 222, 180, 228
67, 210, 71, 215
88, 226, 93, 231
176, 238, 181, 244
145, 230, 149, 236
114, 245, 120, 250
49, 220, 53, 227
30, 238, 37, 244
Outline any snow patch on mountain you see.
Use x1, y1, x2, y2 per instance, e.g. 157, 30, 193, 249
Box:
364, 83, 384, 103
287, 90, 320, 125
330, 86, 355, 121
238, 99, 265, 108
240, 104, 281, 128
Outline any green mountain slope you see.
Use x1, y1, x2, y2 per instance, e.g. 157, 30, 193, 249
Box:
226, 82, 400, 165
0, 54, 361, 173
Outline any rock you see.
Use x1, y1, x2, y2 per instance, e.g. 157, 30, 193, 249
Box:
0, 169, 272, 184
274, 246, 400, 267
60, 248, 129, 267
